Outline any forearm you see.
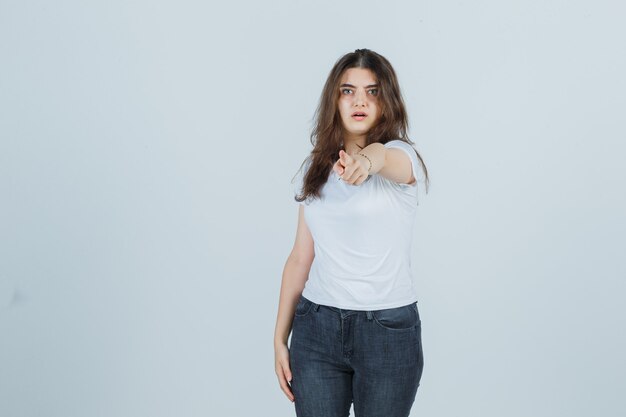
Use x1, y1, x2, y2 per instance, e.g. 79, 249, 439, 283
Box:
352, 142, 386, 175
274, 256, 312, 346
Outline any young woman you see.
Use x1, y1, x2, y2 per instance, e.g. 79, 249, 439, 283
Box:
274, 48, 430, 417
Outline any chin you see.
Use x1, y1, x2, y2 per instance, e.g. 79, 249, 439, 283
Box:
352, 126, 372, 135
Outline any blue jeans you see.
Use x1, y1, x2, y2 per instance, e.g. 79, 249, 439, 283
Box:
289, 295, 424, 417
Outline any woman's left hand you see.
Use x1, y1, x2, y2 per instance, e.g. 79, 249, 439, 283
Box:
333, 150, 369, 185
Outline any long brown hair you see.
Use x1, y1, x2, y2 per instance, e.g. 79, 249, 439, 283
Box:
294, 48, 429, 203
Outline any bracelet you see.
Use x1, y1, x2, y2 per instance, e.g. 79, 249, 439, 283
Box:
357, 152, 372, 172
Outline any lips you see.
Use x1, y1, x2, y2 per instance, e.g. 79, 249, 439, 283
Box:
352, 111, 368, 121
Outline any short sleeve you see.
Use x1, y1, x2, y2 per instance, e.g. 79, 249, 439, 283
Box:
382, 140, 426, 207
383, 140, 426, 186
292, 156, 312, 205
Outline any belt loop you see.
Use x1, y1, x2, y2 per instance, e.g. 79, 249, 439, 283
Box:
313, 303, 320, 312
366, 310, 373, 320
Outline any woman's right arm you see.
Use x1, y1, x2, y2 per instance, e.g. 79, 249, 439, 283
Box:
274, 205, 314, 401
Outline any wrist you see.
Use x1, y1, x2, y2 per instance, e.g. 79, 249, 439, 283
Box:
356, 153, 372, 173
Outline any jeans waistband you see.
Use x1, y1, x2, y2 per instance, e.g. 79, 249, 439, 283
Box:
300, 295, 416, 320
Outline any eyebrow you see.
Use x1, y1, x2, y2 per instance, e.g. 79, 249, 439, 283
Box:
340, 83, 379, 88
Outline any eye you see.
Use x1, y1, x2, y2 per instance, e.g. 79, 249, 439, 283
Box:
341, 88, 353, 95
368, 89, 379, 96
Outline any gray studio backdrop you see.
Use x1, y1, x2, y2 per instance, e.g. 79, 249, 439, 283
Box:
1, 1, 624, 416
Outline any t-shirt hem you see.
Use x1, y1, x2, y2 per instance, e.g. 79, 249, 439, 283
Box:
301, 293, 419, 311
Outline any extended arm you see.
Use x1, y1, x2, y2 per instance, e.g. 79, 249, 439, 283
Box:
353, 142, 416, 185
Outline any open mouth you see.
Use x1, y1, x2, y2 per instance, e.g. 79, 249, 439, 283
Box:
352, 112, 367, 120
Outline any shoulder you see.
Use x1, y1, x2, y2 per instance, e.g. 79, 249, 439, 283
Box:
292, 155, 314, 205
383, 139, 416, 151
293, 155, 312, 181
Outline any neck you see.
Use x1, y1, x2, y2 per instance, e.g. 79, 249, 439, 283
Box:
343, 135, 366, 155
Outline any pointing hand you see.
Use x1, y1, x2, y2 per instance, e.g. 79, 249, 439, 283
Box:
333, 149, 369, 186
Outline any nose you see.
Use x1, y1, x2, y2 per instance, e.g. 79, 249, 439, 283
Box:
354, 89, 367, 107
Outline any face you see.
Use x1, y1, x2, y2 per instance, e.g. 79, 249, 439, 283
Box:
337, 67, 380, 143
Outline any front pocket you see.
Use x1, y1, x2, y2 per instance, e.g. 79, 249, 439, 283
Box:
372, 304, 420, 331
294, 296, 313, 317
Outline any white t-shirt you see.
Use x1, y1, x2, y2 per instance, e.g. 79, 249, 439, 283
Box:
293, 139, 426, 310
